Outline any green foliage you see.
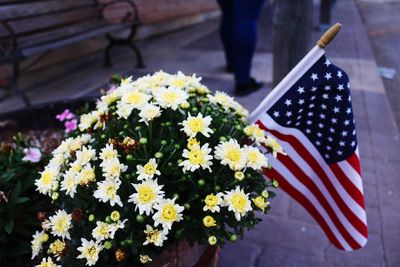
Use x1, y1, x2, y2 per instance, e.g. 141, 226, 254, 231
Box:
0, 134, 49, 264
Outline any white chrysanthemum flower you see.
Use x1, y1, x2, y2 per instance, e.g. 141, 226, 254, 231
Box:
223, 186, 252, 221
99, 91, 119, 108
153, 87, 188, 110
46, 210, 72, 240
128, 179, 165, 215
69, 134, 91, 152
31, 230, 46, 259
116, 102, 134, 119
243, 124, 266, 143
121, 90, 151, 109
203, 193, 224, 213
60, 171, 78, 198
214, 139, 246, 171
52, 138, 72, 156
77, 238, 103, 266
208, 91, 235, 110
35, 257, 60, 267
99, 144, 118, 162
78, 111, 99, 131
152, 198, 184, 230
93, 179, 123, 207
92, 221, 112, 241
136, 158, 161, 180
243, 146, 269, 170
179, 143, 213, 173
48, 154, 66, 169
102, 158, 127, 179
263, 136, 287, 158
35, 166, 59, 195
77, 164, 96, 186
233, 101, 249, 118
143, 225, 168, 247
180, 113, 214, 138
139, 103, 161, 125
76, 146, 96, 165
108, 219, 127, 239
168, 71, 201, 90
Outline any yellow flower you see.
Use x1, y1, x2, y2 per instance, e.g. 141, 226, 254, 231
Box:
136, 158, 161, 180
203, 193, 223, 213
49, 239, 66, 257
208, 236, 217, 245
180, 143, 213, 173
41, 233, 49, 243
140, 255, 153, 264
115, 248, 126, 262
187, 137, 199, 150
110, 211, 120, 222
36, 257, 59, 267
252, 196, 269, 212
152, 198, 184, 230
243, 125, 266, 143
180, 113, 214, 138
128, 179, 164, 215
203, 216, 216, 228
180, 101, 190, 109
223, 186, 252, 221
234, 171, 245, 181
264, 136, 286, 158
214, 139, 246, 171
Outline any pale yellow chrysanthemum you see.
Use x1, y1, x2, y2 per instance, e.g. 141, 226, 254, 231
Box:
47, 154, 66, 169
180, 113, 214, 138
187, 137, 200, 150
92, 221, 112, 241
203, 192, 224, 213
214, 139, 246, 171
77, 164, 96, 186
128, 179, 164, 215
78, 111, 99, 131
60, 171, 78, 198
116, 102, 134, 119
46, 210, 72, 240
252, 196, 270, 212
49, 239, 66, 261
77, 238, 103, 266
76, 146, 96, 165
102, 158, 127, 179
263, 136, 287, 158
233, 102, 249, 118
207, 91, 235, 110
140, 255, 153, 264
202, 215, 216, 227
243, 124, 266, 143
35, 167, 59, 195
152, 198, 184, 230
99, 144, 118, 162
243, 146, 269, 171
180, 143, 213, 173
136, 158, 161, 180
139, 103, 162, 125
223, 186, 252, 221
31, 230, 47, 259
36, 257, 60, 267
52, 138, 72, 156
93, 179, 123, 207
168, 71, 202, 91
143, 225, 168, 247
153, 87, 188, 110
100, 91, 119, 108
121, 90, 151, 109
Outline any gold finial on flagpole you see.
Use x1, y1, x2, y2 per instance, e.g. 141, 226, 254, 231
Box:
317, 23, 342, 48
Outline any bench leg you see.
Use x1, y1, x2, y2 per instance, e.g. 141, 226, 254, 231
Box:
128, 40, 145, 68
11, 61, 31, 107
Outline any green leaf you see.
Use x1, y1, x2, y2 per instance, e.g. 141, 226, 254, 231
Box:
15, 196, 30, 205
4, 219, 14, 234
9, 181, 21, 205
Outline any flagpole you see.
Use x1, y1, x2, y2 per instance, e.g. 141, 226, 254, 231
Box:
249, 23, 342, 122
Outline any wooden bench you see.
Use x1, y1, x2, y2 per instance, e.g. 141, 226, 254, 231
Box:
0, 0, 145, 106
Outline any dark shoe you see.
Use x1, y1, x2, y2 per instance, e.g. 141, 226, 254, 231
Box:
235, 78, 264, 96
225, 65, 234, 73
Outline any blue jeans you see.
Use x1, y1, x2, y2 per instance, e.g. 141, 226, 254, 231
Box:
217, 0, 266, 84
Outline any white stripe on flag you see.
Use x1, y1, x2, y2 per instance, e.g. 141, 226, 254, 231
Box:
259, 113, 367, 224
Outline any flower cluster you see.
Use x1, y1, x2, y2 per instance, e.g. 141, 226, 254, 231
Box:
32, 71, 284, 266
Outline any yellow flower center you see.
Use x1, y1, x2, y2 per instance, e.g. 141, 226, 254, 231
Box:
188, 147, 204, 165
50, 239, 66, 255
203, 216, 216, 227
108, 164, 120, 177
161, 204, 177, 222
41, 171, 53, 185
99, 225, 109, 236
87, 246, 98, 257
187, 138, 199, 150
147, 230, 160, 243
106, 185, 117, 198
102, 150, 116, 161
172, 79, 185, 88
164, 91, 179, 104
138, 185, 156, 203
111, 211, 120, 221
205, 194, 218, 207
80, 168, 95, 185
247, 151, 260, 163
54, 217, 68, 233
143, 163, 157, 175
187, 117, 205, 133
126, 91, 144, 105
231, 193, 247, 212
71, 163, 82, 172
227, 149, 241, 162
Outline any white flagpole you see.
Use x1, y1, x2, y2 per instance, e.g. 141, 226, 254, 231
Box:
249, 23, 342, 123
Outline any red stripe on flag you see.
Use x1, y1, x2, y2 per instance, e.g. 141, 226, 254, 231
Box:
266, 167, 345, 250
347, 153, 361, 175
257, 120, 368, 238
276, 151, 362, 249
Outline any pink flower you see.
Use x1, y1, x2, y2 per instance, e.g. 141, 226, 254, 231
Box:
65, 119, 77, 133
22, 147, 42, 163
56, 109, 75, 122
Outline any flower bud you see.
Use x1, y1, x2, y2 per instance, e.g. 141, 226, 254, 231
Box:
105, 216, 112, 224
136, 215, 145, 222
203, 216, 216, 228
155, 152, 163, 159
139, 137, 147, 144
234, 171, 245, 181
208, 236, 217, 245
197, 179, 205, 187
88, 214, 95, 222
126, 154, 134, 161
111, 211, 120, 222
229, 234, 238, 241
51, 192, 59, 200
104, 241, 112, 250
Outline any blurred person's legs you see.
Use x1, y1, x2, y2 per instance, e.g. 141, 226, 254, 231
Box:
217, 0, 234, 72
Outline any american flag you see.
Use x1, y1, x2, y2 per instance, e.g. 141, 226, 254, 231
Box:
251, 54, 367, 250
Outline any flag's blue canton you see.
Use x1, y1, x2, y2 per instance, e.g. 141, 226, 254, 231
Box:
267, 55, 357, 163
